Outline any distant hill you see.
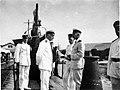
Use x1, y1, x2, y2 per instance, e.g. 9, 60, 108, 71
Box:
85, 42, 111, 59
60, 42, 111, 52
85, 42, 111, 51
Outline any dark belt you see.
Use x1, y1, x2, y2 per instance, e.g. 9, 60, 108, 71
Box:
112, 58, 120, 62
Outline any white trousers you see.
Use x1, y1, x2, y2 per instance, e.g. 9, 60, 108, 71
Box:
63, 62, 76, 90
63, 68, 83, 90
19, 65, 30, 89
72, 69, 83, 90
40, 69, 51, 90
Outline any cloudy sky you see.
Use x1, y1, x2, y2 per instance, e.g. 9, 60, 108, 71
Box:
0, 0, 119, 49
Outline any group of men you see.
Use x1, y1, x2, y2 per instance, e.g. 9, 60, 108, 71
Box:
15, 28, 85, 90
14, 20, 120, 90
36, 29, 85, 90
62, 29, 85, 90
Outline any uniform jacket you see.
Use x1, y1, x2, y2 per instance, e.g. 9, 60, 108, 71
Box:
107, 38, 120, 78
15, 43, 31, 66
36, 38, 53, 71
71, 39, 85, 69
65, 43, 74, 65
65, 44, 74, 56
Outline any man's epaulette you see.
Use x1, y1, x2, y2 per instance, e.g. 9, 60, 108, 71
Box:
78, 40, 82, 42
112, 38, 118, 43
45, 40, 48, 43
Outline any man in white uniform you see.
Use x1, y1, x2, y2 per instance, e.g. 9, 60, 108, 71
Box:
107, 20, 120, 90
15, 35, 31, 90
70, 29, 85, 90
36, 30, 55, 90
63, 34, 75, 90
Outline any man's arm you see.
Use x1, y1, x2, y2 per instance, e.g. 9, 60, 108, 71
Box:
107, 44, 112, 75
36, 42, 45, 65
14, 44, 21, 63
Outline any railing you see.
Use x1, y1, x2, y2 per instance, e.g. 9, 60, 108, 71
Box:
1, 58, 14, 89
13, 58, 19, 90
1, 58, 19, 90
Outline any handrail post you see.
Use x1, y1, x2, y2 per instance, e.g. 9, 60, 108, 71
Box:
13, 58, 16, 90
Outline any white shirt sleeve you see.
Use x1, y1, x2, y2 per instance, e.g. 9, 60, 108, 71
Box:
36, 41, 45, 65
14, 44, 21, 63
107, 44, 112, 72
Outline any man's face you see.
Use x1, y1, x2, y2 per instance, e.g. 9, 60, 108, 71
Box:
114, 24, 120, 37
68, 37, 74, 44
47, 33, 55, 41
22, 35, 29, 43
23, 38, 28, 43
73, 32, 81, 40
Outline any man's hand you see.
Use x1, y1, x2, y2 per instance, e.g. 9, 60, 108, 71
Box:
60, 56, 65, 58
60, 55, 71, 61
67, 55, 71, 61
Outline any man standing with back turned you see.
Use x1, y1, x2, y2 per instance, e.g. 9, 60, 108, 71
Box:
36, 30, 55, 90
107, 20, 120, 90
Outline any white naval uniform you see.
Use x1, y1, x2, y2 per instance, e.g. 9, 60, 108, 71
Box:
63, 43, 75, 90
14, 42, 31, 89
36, 38, 53, 90
107, 38, 120, 90
71, 39, 85, 90
107, 38, 120, 78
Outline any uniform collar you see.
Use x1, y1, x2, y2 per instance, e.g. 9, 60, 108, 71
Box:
75, 38, 81, 42
22, 42, 27, 44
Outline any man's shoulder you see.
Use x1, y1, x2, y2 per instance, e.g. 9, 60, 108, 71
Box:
17, 43, 21, 45
26, 44, 30, 47
39, 39, 48, 46
112, 38, 118, 43
78, 40, 82, 42
75, 40, 85, 48
16, 43, 21, 47
39, 39, 46, 44
76, 40, 84, 45
66, 44, 70, 47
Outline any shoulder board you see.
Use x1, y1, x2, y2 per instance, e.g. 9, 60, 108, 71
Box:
112, 38, 118, 43
78, 40, 82, 42
45, 40, 48, 43
67, 45, 70, 47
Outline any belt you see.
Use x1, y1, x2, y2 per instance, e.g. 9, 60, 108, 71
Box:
112, 58, 120, 62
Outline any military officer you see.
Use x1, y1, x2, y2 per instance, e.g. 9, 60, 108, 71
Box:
36, 30, 55, 90
14, 34, 31, 90
107, 20, 120, 90
63, 34, 75, 90
70, 29, 85, 90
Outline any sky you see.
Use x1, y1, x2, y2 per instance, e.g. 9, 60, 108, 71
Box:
0, 0, 119, 49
